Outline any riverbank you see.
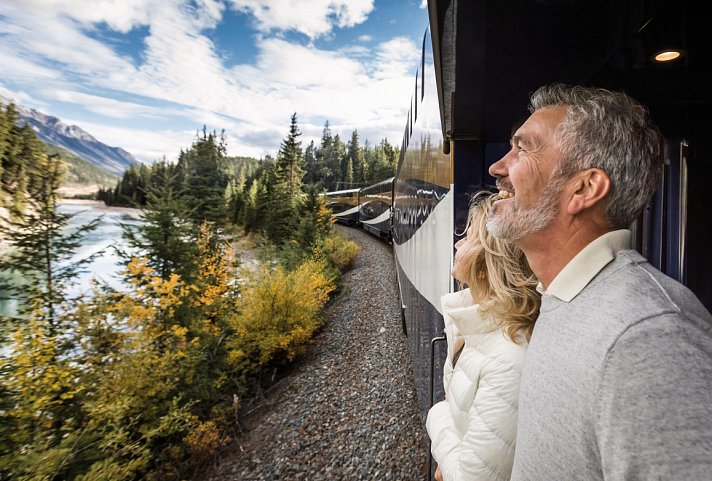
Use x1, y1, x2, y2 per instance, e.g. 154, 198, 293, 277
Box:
58, 198, 143, 219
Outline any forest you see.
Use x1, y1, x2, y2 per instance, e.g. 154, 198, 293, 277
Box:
0, 104, 368, 480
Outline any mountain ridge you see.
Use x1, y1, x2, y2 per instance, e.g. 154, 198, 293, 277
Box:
0, 93, 138, 176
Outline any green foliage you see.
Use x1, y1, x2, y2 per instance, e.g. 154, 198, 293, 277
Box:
0, 108, 367, 481
275, 112, 304, 199
0, 104, 48, 213
0, 153, 101, 322
301, 120, 398, 191
44, 144, 118, 189
120, 170, 197, 282
179, 128, 230, 227
295, 185, 334, 253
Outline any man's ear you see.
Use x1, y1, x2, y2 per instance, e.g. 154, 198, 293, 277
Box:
567, 168, 611, 215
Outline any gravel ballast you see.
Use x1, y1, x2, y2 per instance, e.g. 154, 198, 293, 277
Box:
201, 225, 429, 481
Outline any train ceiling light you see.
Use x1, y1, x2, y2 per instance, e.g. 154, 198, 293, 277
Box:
653, 49, 684, 63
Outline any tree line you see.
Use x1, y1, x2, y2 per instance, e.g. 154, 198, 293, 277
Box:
0, 103, 48, 214
0, 109, 361, 480
98, 115, 398, 209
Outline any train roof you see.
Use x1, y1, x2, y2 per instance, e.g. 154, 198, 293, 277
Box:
325, 188, 360, 196
427, 0, 711, 149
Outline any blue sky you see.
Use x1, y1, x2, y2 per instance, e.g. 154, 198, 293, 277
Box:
0, 0, 428, 164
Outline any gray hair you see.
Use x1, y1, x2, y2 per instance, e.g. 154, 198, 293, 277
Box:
529, 84, 664, 229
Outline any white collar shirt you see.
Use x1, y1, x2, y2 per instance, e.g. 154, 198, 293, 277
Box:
536, 229, 632, 302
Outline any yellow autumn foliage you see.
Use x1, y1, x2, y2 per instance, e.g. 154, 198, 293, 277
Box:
321, 232, 360, 272
227, 259, 335, 376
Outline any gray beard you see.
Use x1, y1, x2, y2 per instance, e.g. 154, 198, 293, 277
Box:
486, 185, 562, 241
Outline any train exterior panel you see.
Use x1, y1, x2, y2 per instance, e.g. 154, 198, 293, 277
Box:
324, 188, 360, 225
358, 176, 394, 240
391, 26, 484, 429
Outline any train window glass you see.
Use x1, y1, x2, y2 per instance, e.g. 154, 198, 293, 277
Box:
408, 103, 412, 138
414, 71, 418, 122
421, 30, 426, 101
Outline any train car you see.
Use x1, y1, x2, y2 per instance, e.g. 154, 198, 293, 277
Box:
358, 176, 394, 241
396, 0, 712, 474
324, 188, 360, 225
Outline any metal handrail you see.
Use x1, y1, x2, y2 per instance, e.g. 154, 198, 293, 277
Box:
428, 332, 446, 481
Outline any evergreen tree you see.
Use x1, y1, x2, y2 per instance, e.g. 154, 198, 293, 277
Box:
0, 103, 14, 182
0, 152, 100, 475
120, 170, 197, 282
0, 104, 20, 195
0, 153, 100, 329
276, 113, 304, 199
303, 140, 317, 186
180, 128, 230, 228
329, 134, 346, 190
226, 173, 246, 225
262, 162, 295, 244
347, 130, 365, 185
295, 185, 333, 253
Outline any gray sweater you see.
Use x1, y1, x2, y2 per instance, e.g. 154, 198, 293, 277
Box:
511, 250, 712, 481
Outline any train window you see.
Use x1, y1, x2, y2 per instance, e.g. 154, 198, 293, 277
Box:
414, 70, 418, 122
408, 103, 412, 139
421, 30, 426, 101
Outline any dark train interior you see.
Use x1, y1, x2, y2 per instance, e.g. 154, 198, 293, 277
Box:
428, 0, 711, 309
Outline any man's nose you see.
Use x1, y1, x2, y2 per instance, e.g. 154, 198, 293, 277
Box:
454, 238, 465, 250
488, 152, 510, 178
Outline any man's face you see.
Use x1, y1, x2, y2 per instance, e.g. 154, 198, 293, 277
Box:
487, 106, 568, 241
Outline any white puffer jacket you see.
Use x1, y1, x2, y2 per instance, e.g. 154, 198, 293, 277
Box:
426, 288, 527, 481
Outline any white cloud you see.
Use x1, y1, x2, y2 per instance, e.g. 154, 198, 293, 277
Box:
420, 0, 428, 9
63, 118, 197, 163
51, 90, 183, 120
228, 0, 374, 38
3, 0, 154, 33
0, 50, 60, 82
0, 0, 422, 164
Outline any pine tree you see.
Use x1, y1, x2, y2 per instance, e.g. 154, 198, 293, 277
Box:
0, 153, 100, 329
347, 130, 365, 185
295, 185, 333, 252
0, 152, 101, 476
303, 140, 317, 186
316, 121, 334, 189
276, 113, 304, 199
180, 128, 230, 228
120, 170, 197, 282
329, 134, 346, 190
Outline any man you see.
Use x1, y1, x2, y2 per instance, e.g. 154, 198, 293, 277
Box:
487, 83, 712, 480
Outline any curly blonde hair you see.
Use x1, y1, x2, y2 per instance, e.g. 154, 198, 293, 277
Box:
455, 191, 541, 342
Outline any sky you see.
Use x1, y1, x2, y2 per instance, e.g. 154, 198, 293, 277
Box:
0, 0, 429, 164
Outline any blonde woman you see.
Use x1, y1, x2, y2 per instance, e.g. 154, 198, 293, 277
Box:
426, 192, 540, 481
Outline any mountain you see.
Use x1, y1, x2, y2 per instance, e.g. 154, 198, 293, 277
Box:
45, 144, 118, 187
0, 93, 137, 176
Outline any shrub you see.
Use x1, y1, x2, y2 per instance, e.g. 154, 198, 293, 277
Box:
226, 259, 335, 379
321, 233, 360, 272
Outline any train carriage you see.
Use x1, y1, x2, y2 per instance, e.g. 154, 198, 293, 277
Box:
324, 188, 360, 226
358, 176, 394, 241
394, 1, 712, 476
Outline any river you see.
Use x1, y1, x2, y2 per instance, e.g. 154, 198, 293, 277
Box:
0, 200, 143, 318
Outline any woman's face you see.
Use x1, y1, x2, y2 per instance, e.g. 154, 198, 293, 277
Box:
452, 230, 481, 284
